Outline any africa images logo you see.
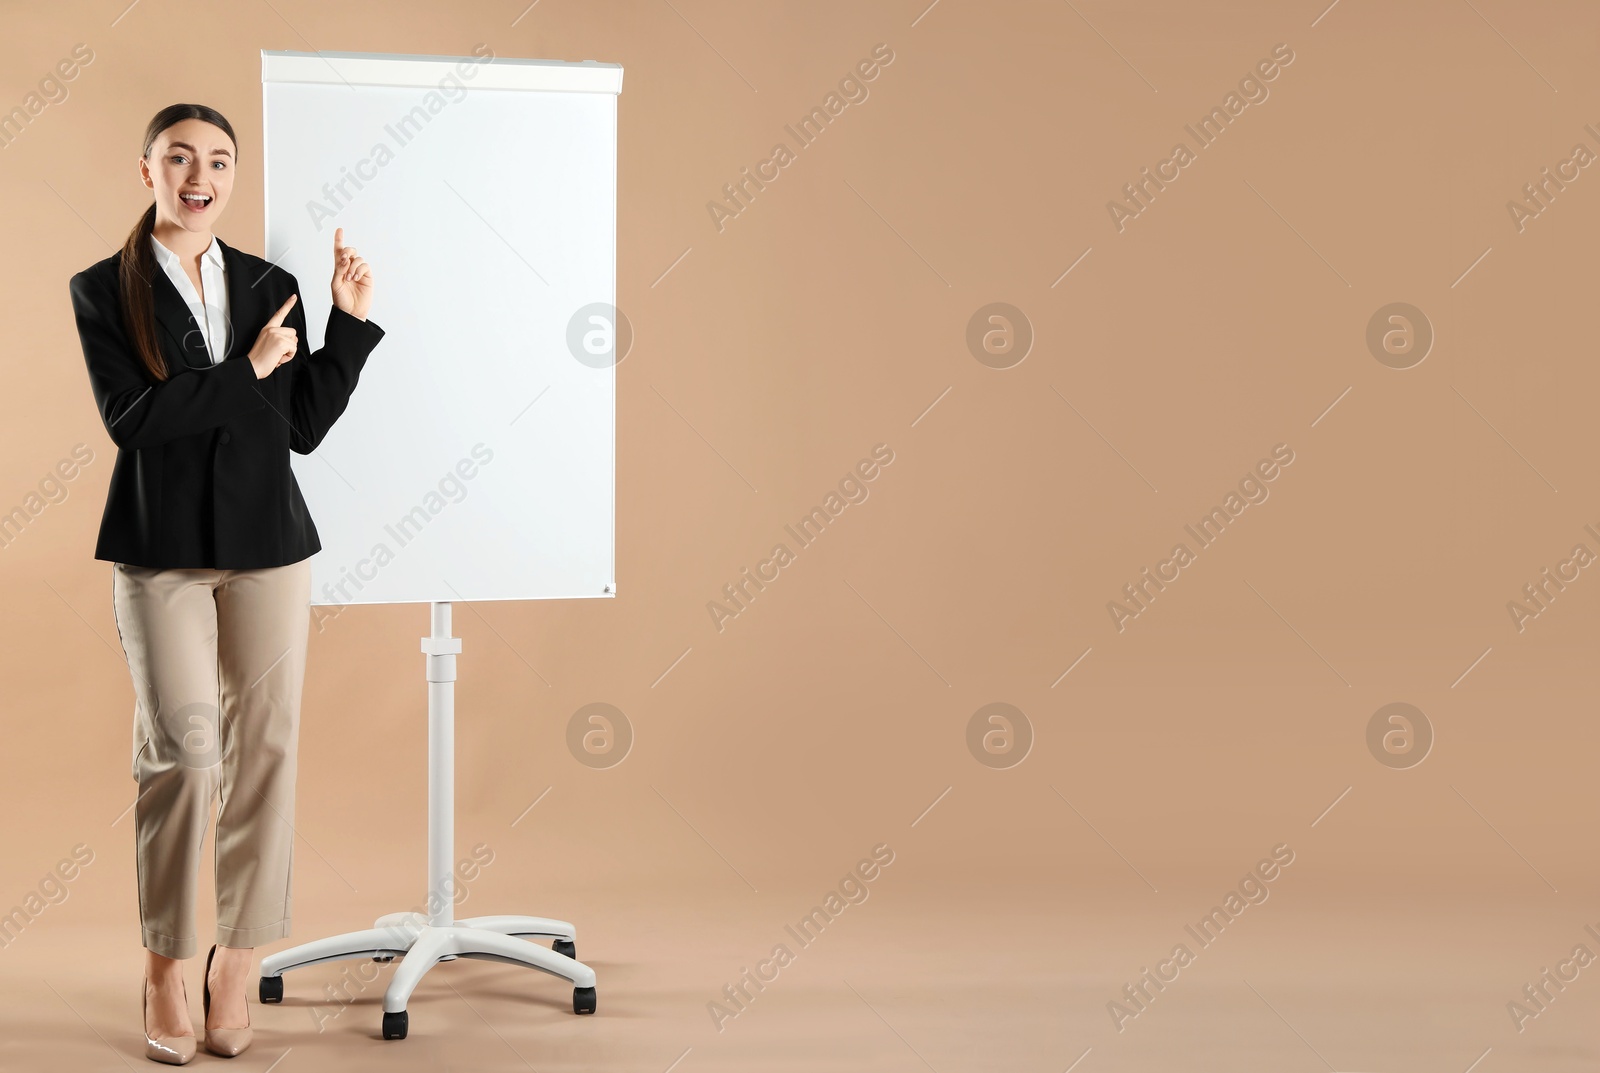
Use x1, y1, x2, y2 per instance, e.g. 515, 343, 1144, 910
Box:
1106, 43, 1296, 232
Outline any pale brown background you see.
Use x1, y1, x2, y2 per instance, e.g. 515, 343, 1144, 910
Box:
4, 0, 1599, 1069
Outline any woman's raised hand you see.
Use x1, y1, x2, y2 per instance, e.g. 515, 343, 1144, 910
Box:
330, 227, 373, 321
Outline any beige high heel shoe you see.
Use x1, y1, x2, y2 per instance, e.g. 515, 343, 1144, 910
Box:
142, 975, 196, 1065
202, 944, 253, 1057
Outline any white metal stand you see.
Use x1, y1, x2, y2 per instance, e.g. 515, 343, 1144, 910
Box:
258, 602, 597, 1040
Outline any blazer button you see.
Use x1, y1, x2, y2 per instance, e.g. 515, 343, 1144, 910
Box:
219, 432, 231, 445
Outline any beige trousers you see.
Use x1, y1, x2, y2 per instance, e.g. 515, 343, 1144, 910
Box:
111, 558, 312, 961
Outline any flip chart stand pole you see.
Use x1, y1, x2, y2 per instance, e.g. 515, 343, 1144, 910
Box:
258, 601, 598, 1040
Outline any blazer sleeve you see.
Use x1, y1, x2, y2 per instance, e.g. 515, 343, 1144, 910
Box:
284, 275, 386, 455
70, 267, 266, 451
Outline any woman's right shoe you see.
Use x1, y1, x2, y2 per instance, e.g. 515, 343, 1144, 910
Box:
142, 976, 196, 1065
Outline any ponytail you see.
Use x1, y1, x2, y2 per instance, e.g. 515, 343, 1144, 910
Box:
118, 201, 165, 381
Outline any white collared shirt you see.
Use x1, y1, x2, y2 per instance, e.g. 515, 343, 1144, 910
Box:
150, 233, 230, 364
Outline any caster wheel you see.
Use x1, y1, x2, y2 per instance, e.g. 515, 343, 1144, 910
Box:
373, 955, 395, 963
553, 939, 576, 959
259, 976, 283, 1004
573, 986, 596, 1015
382, 1010, 408, 1040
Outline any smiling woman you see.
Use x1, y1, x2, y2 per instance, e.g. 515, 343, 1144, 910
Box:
65, 101, 384, 1066
117, 107, 240, 382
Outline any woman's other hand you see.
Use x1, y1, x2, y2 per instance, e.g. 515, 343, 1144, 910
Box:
247, 295, 298, 380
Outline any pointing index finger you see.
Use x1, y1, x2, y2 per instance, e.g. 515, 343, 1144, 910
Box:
266, 293, 297, 328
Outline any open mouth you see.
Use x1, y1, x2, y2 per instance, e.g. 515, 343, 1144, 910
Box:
179, 192, 213, 212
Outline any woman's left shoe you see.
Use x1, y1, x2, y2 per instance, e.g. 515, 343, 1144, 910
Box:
202, 944, 253, 1058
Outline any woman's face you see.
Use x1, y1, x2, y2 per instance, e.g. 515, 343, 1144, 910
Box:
140, 118, 235, 232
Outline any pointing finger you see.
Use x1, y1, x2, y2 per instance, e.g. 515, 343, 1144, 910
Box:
266, 293, 297, 328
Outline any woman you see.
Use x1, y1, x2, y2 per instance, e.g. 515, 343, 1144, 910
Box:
68, 103, 384, 1064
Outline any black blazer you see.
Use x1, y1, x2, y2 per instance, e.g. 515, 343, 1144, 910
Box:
69, 235, 386, 569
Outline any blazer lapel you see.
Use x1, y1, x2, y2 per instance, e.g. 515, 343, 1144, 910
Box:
150, 235, 260, 370
216, 236, 260, 364
151, 260, 211, 371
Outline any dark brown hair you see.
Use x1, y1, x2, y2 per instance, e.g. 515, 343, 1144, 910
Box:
119, 104, 238, 382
